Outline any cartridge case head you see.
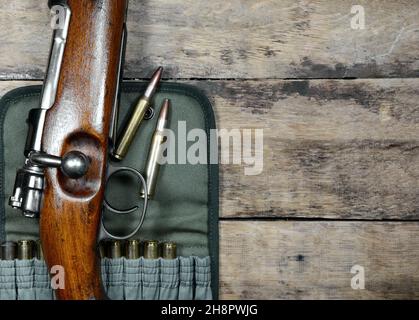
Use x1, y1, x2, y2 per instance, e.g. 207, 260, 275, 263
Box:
17, 240, 35, 260
1, 241, 17, 260
125, 239, 141, 259
161, 242, 177, 259
143, 240, 159, 259
107, 240, 123, 259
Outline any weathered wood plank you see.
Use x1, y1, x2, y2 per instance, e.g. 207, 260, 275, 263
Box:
0, 81, 35, 98
1, 0, 419, 79
220, 221, 419, 299
193, 78, 419, 219
2, 79, 419, 220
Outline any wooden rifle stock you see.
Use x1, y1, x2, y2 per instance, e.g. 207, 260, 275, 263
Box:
40, 0, 127, 300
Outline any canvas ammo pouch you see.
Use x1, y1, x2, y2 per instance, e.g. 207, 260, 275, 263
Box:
0, 82, 219, 300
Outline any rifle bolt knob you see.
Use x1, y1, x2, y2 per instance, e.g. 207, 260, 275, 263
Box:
61, 151, 90, 179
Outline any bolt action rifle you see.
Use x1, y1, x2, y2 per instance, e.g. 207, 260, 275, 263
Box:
9, 0, 128, 300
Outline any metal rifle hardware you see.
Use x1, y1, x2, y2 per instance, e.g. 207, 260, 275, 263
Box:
19, 0, 130, 300
100, 95, 170, 240
98, 32, 159, 242
99, 51, 166, 240
108, 24, 127, 154
8, 4, 148, 241
100, 165, 148, 240
8, 5, 89, 218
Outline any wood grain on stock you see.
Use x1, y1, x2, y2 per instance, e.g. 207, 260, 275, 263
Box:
40, 0, 126, 300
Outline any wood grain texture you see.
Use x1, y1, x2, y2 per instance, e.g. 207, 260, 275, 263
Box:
190, 78, 419, 219
0, 81, 35, 97
220, 221, 419, 299
40, 0, 127, 300
2, 79, 419, 220
0, 0, 418, 79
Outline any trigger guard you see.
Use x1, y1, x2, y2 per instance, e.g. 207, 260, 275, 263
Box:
101, 166, 148, 240
103, 200, 138, 215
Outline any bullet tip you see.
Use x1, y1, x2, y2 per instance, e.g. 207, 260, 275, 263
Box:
155, 67, 164, 80
153, 66, 163, 79
144, 66, 164, 99
157, 99, 170, 129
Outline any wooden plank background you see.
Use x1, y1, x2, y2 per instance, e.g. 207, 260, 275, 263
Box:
1, 0, 419, 299
220, 221, 419, 299
1, 0, 419, 79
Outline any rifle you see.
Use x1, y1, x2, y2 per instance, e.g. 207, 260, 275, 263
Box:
9, 0, 128, 299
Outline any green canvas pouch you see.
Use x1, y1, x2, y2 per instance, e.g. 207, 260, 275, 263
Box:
34, 259, 53, 300
105, 258, 125, 300
123, 258, 142, 300
159, 258, 179, 300
15, 259, 35, 300
194, 256, 212, 300
0, 260, 16, 300
178, 256, 194, 300
142, 258, 160, 300
0, 82, 219, 300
